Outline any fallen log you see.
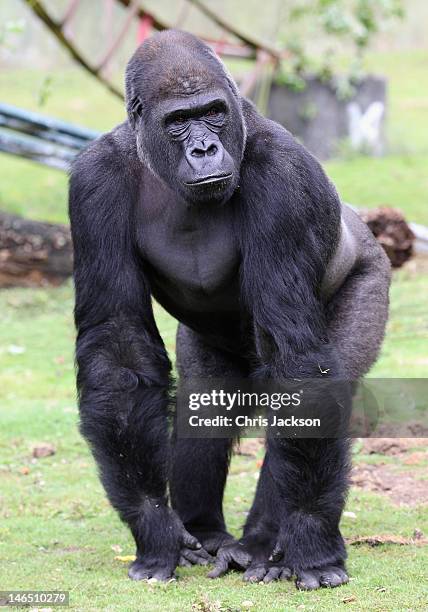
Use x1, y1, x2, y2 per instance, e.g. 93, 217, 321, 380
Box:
0, 211, 72, 287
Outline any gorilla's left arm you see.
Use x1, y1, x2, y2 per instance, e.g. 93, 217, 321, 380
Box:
238, 105, 343, 380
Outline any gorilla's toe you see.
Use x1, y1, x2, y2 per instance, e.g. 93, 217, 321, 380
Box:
319, 565, 349, 587
296, 565, 349, 590
243, 563, 292, 583
243, 564, 268, 583
296, 570, 321, 590
263, 566, 292, 583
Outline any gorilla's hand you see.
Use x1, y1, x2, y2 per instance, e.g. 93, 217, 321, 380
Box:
207, 539, 252, 578
189, 530, 235, 556
178, 527, 215, 567
129, 510, 211, 580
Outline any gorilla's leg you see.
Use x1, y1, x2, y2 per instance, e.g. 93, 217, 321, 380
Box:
207, 453, 283, 579
170, 324, 247, 557
240, 456, 291, 583
239, 249, 391, 588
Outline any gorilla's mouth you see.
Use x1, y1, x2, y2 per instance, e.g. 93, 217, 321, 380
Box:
185, 173, 233, 186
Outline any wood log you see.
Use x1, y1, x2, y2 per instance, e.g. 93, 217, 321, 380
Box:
0, 211, 72, 287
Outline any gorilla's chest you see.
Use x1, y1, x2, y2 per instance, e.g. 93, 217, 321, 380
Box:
136, 197, 240, 313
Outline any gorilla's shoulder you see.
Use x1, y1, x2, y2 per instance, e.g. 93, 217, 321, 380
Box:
240, 97, 340, 225
69, 121, 140, 221
71, 121, 139, 181
241, 98, 315, 170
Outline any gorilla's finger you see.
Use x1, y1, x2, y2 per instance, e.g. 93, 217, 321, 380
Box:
202, 550, 215, 561
207, 557, 229, 579
232, 549, 252, 569
181, 549, 210, 566
262, 567, 282, 583
179, 556, 192, 567
181, 529, 202, 550
191, 547, 215, 562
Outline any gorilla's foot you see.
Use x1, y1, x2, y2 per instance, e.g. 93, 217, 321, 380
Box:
242, 562, 348, 588
266, 515, 349, 589
129, 519, 213, 578
296, 565, 349, 590
128, 557, 176, 581
243, 562, 292, 583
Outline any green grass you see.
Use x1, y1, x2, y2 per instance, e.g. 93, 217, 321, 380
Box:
370, 261, 428, 377
0, 264, 427, 611
326, 154, 428, 224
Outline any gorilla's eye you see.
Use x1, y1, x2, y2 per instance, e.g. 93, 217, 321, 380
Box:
165, 114, 189, 135
205, 106, 225, 120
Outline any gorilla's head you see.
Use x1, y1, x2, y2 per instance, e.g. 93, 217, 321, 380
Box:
125, 30, 246, 204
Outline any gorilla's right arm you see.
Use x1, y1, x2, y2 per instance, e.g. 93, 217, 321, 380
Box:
69, 129, 209, 580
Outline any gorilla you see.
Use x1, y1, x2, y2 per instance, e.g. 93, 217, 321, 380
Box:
69, 30, 391, 588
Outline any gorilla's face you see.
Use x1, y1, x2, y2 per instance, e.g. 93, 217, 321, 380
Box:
157, 90, 239, 204
126, 31, 246, 205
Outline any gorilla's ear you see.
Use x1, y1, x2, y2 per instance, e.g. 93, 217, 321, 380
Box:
128, 96, 144, 128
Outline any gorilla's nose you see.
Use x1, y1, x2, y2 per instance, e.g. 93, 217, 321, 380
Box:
185, 136, 224, 173
190, 141, 218, 158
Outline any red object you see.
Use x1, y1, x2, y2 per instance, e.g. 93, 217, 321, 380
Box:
213, 35, 226, 56
138, 15, 153, 43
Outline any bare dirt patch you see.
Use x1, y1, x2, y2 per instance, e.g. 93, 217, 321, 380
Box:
351, 462, 428, 506
347, 533, 427, 546
361, 437, 427, 455
236, 439, 428, 505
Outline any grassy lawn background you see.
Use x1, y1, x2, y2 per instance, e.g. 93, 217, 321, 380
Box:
0, 42, 427, 612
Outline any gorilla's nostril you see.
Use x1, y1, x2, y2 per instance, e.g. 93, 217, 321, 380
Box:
190, 143, 218, 158
191, 147, 205, 158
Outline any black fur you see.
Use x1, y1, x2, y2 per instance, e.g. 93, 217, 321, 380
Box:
69, 29, 391, 586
